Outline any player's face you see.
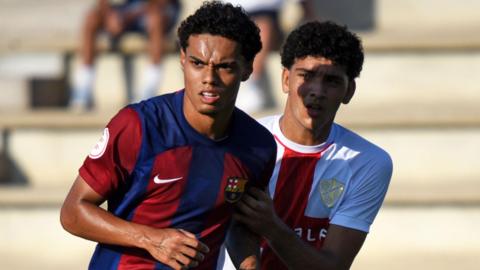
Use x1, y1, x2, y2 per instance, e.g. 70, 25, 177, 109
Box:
282, 56, 355, 136
181, 34, 252, 116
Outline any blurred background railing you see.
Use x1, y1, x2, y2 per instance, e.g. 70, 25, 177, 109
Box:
0, 1, 479, 269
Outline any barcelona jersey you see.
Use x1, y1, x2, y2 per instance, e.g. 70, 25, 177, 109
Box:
79, 90, 276, 270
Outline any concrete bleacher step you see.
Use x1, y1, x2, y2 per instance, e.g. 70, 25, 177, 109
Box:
2, 0, 480, 52
1, 116, 479, 206
0, 205, 478, 270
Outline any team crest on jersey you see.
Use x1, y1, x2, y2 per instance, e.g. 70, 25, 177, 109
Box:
224, 177, 248, 203
89, 128, 109, 159
319, 179, 345, 208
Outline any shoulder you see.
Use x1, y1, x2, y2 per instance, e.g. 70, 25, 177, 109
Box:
233, 110, 276, 149
256, 114, 279, 133
332, 123, 393, 174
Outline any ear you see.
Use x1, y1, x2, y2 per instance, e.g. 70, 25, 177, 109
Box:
241, 60, 254, 81
342, 79, 356, 104
180, 49, 186, 70
281, 68, 290, 94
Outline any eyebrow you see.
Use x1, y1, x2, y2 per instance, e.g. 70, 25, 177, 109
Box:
188, 56, 237, 67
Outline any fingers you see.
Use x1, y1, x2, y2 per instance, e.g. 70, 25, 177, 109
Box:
247, 187, 269, 199
178, 230, 210, 254
148, 228, 210, 270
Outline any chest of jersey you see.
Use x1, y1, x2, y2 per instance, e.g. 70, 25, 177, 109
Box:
268, 145, 353, 242
128, 145, 251, 232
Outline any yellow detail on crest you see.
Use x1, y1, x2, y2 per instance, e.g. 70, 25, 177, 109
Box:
225, 177, 248, 203
319, 179, 345, 208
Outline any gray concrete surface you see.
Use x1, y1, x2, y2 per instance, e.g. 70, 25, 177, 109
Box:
0, 206, 478, 270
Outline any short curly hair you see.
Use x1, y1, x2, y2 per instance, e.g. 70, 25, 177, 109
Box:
177, 1, 262, 63
281, 21, 364, 80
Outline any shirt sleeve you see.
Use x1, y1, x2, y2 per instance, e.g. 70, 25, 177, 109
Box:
330, 152, 393, 232
79, 107, 142, 198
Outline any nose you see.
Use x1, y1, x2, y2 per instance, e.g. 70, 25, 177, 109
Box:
202, 65, 218, 85
300, 81, 326, 99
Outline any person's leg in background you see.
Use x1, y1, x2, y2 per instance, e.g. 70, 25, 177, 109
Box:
136, 0, 180, 102
71, 1, 125, 111
236, 11, 279, 114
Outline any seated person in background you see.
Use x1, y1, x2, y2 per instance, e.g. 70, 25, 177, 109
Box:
226, 0, 316, 114
224, 21, 393, 270
71, 0, 180, 111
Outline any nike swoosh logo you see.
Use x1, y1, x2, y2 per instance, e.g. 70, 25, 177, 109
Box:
153, 176, 183, 184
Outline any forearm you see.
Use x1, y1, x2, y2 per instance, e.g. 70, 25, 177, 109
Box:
61, 198, 151, 250
226, 221, 260, 270
265, 222, 344, 270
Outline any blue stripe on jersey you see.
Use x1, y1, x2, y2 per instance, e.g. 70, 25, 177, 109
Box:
89, 244, 122, 270
170, 145, 225, 235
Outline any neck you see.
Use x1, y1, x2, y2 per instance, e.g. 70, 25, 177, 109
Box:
183, 99, 233, 141
279, 112, 332, 146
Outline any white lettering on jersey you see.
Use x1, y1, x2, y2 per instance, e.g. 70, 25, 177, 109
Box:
89, 128, 109, 159
293, 227, 328, 242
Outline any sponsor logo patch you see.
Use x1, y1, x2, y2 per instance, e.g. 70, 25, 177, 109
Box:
319, 178, 344, 208
224, 177, 248, 203
89, 128, 109, 159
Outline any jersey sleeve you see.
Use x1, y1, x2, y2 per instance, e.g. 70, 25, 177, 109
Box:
79, 107, 142, 198
330, 152, 393, 232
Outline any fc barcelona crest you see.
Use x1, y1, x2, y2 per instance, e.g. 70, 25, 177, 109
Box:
319, 179, 345, 208
225, 177, 248, 203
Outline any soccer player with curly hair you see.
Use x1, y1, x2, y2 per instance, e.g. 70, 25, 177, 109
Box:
61, 2, 276, 269
224, 21, 393, 270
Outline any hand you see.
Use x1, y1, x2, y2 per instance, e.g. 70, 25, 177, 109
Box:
143, 228, 210, 270
233, 187, 282, 239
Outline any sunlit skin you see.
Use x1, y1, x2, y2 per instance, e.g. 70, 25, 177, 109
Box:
280, 56, 356, 145
180, 34, 252, 140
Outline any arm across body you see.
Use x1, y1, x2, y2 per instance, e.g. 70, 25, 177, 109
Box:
234, 187, 367, 270
60, 175, 209, 270
225, 218, 261, 270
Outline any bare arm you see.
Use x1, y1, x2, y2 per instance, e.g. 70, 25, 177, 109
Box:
60, 175, 209, 270
234, 188, 366, 270
225, 219, 260, 270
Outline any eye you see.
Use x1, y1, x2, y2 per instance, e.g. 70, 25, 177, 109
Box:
216, 63, 235, 72
191, 59, 203, 67
299, 72, 313, 81
325, 76, 343, 86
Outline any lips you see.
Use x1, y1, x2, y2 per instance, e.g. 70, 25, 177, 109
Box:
200, 90, 221, 104
306, 103, 323, 117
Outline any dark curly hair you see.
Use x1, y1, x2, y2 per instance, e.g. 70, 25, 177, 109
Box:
281, 21, 364, 79
177, 1, 262, 63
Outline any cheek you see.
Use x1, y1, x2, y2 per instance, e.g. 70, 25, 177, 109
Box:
297, 83, 310, 97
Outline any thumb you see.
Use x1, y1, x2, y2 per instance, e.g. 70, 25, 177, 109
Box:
178, 229, 197, 239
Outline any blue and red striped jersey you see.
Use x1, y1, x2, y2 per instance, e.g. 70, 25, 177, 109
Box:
79, 90, 276, 270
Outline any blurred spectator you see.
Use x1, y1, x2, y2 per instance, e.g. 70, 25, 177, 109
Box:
71, 0, 180, 111
225, 0, 315, 113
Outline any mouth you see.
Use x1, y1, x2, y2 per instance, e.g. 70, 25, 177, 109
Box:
306, 103, 323, 117
200, 90, 221, 104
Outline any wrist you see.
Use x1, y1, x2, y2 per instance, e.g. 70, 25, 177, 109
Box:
264, 217, 292, 245
239, 255, 258, 270
131, 224, 153, 250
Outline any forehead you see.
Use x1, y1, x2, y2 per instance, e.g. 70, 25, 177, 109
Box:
292, 56, 347, 76
185, 34, 243, 61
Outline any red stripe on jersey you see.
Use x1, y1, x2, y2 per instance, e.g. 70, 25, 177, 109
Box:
261, 141, 331, 270
273, 147, 321, 225
199, 152, 251, 269
117, 146, 193, 269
